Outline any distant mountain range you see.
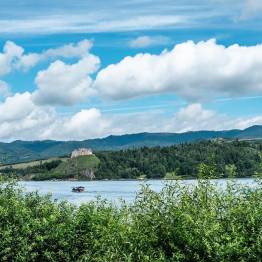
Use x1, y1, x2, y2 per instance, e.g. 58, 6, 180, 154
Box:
0, 125, 262, 165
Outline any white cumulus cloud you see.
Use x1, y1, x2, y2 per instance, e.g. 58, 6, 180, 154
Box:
18, 39, 94, 70
0, 39, 94, 74
0, 92, 56, 141
0, 92, 109, 141
95, 39, 262, 101
0, 41, 24, 76
167, 103, 221, 132
32, 55, 100, 106
0, 92, 34, 122
42, 109, 111, 140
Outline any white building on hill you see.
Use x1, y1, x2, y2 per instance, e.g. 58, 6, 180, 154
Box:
71, 148, 93, 158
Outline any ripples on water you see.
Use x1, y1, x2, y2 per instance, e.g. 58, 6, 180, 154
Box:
19, 178, 258, 206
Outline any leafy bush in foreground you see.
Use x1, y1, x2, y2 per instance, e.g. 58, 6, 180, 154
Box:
1, 179, 262, 261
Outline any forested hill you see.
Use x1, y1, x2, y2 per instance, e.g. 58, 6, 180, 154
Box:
1, 140, 262, 180
94, 140, 262, 180
0, 125, 262, 164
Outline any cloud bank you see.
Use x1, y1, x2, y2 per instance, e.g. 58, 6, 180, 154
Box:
95, 39, 262, 101
0, 92, 261, 141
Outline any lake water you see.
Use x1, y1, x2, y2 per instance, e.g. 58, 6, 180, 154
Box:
19, 178, 258, 206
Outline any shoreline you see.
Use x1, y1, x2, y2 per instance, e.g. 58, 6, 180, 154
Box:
18, 177, 257, 182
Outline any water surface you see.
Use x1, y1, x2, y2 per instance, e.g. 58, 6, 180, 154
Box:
19, 178, 257, 205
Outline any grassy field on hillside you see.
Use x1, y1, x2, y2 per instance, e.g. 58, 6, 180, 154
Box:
0, 157, 68, 170
54, 155, 100, 173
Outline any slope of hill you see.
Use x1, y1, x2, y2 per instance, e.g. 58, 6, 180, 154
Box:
31, 155, 100, 181
236, 125, 262, 139
0, 125, 261, 164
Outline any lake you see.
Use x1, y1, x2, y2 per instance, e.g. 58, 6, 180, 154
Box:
19, 178, 258, 206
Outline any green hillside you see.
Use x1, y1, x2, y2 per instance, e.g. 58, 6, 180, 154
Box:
32, 155, 100, 180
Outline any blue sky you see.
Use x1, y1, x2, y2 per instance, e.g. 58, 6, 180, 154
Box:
0, 0, 262, 141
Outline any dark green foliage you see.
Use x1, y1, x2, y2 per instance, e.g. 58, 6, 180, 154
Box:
95, 140, 262, 179
1, 178, 262, 261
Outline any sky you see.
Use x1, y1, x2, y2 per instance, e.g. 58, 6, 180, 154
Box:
0, 0, 262, 141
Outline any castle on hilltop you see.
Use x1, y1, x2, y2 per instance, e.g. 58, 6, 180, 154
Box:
71, 148, 93, 158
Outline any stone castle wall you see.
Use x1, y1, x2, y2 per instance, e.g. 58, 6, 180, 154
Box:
71, 148, 93, 158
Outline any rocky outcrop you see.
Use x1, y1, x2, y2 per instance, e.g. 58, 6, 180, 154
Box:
81, 169, 95, 180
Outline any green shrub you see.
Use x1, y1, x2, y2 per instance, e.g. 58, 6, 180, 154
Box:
164, 171, 182, 180
1, 179, 262, 261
